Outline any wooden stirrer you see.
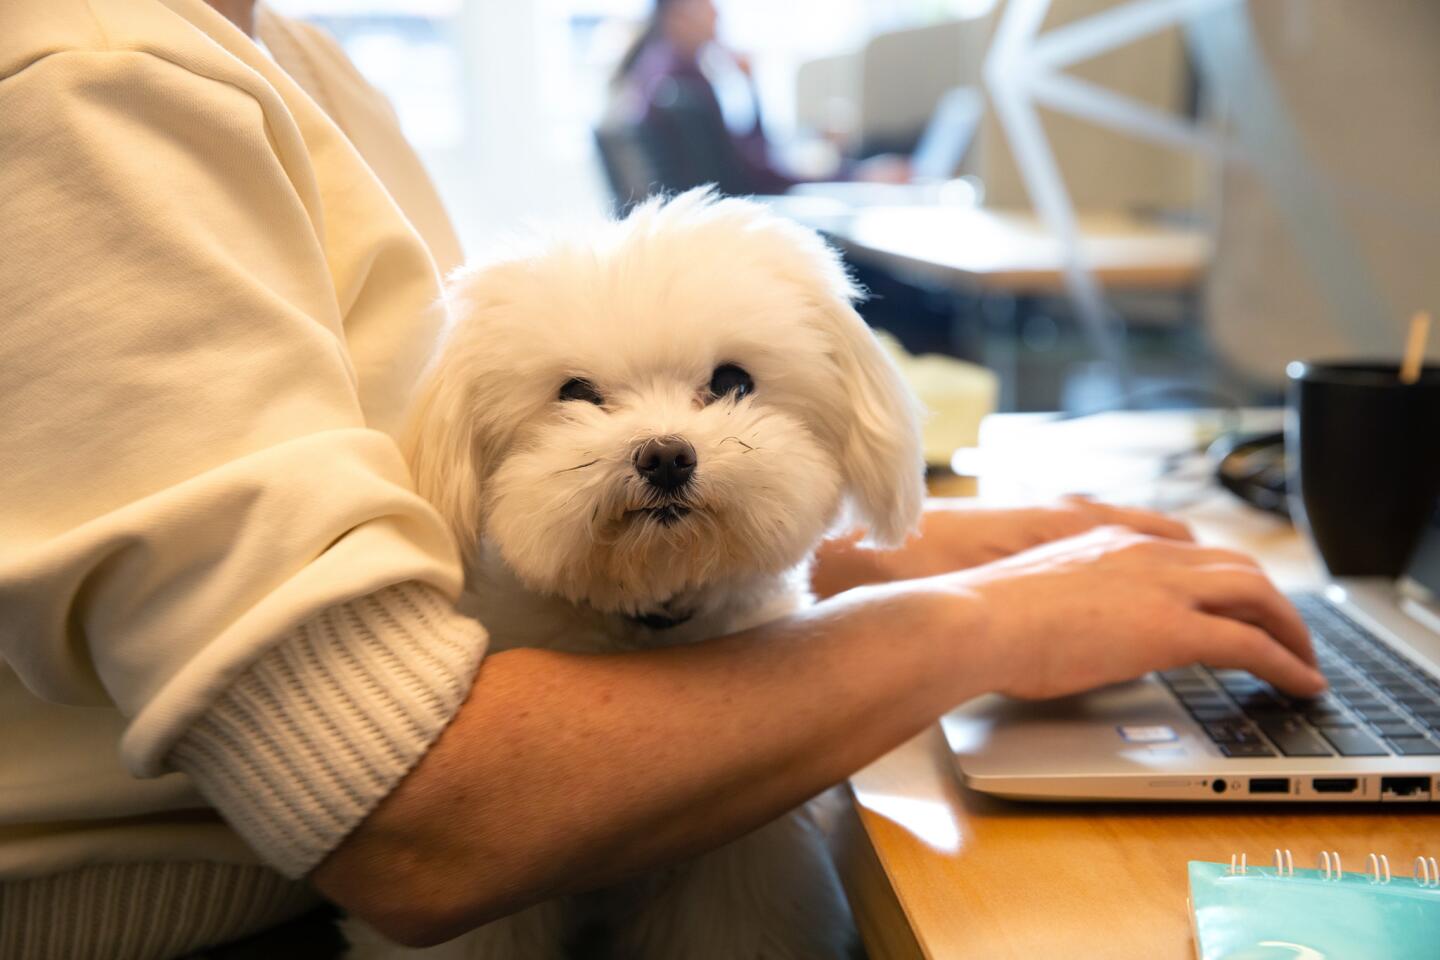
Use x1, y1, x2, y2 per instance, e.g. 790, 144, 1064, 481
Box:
1401, 311, 1432, 385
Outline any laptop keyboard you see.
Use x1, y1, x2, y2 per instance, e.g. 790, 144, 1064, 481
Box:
1159, 592, 1440, 759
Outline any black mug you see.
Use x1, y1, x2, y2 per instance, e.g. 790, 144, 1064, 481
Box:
1286, 361, 1440, 578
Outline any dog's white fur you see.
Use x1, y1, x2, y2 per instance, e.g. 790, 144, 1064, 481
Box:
349, 189, 924, 959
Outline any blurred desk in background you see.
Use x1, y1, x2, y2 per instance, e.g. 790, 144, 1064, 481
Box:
837, 409, 1440, 959
767, 201, 1209, 295
767, 200, 1213, 410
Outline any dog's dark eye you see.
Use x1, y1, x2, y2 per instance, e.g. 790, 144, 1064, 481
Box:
558, 378, 604, 405
708, 364, 754, 401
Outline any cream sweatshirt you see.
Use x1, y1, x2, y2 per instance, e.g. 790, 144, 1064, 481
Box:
0, 2, 486, 957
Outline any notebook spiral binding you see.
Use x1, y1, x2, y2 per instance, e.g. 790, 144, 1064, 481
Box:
1226, 848, 1440, 886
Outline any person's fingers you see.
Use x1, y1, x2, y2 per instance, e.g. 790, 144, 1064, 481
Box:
1064, 495, 1195, 542
1081, 527, 1256, 567
1101, 505, 1195, 542
1178, 566, 1318, 668
1186, 613, 1327, 697
1141, 541, 1263, 569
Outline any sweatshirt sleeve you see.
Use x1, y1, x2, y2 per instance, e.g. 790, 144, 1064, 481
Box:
0, 50, 486, 874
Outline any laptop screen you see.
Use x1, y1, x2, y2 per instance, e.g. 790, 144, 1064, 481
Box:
1405, 500, 1440, 601
910, 88, 981, 183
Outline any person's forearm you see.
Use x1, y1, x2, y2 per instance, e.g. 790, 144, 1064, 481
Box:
312, 579, 990, 946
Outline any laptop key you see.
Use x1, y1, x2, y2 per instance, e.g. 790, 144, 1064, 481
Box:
1203, 724, 1237, 743
1386, 737, 1440, 756
1235, 690, 1283, 710
1320, 726, 1390, 756
1241, 707, 1293, 726
1373, 720, 1423, 737
1191, 706, 1244, 722
1221, 742, 1277, 757
1376, 683, 1417, 698
1257, 718, 1334, 757
1204, 723, 1261, 744
1356, 705, 1406, 724
1334, 680, 1376, 694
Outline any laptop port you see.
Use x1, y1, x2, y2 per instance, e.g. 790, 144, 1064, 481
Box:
1312, 778, 1359, 794
1248, 778, 1289, 795
1380, 777, 1432, 800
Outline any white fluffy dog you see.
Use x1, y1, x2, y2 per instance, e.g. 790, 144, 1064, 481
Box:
355, 189, 924, 959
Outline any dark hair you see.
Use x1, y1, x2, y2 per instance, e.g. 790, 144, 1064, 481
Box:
613, 0, 680, 85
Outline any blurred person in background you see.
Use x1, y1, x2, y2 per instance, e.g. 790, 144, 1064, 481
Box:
611, 0, 908, 196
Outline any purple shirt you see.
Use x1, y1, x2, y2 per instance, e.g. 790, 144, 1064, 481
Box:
621, 39, 799, 196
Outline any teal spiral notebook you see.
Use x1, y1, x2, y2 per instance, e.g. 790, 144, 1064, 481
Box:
1188, 851, 1440, 959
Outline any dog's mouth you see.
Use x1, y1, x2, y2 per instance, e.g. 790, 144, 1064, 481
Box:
627, 504, 692, 527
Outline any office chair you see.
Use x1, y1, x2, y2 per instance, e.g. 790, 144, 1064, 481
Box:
593, 122, 660, 216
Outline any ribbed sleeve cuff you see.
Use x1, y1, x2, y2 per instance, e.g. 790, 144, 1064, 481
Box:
169, 582, 488, 878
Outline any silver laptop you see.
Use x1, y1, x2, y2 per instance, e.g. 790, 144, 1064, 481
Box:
785, 86, 983, 208
946, 503, 1440, 803
908, 87, 983, 184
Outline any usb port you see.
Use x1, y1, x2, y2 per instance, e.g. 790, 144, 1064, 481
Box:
1380, 777, 1431, 800
1312, 778, 1358, 794
1249, 778, 1290, 795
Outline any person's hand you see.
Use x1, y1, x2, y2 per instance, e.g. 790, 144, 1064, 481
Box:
814, 495, 1195, 597
938, 525, 1326, 699
817, 500, 1198, 595
896, 495, 1194, 577
853, 154, 912, 184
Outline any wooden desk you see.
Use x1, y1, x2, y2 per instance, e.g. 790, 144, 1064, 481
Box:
768, 201, 1208, 295
765, 199, 1211, 410
839, 411, 1440, 959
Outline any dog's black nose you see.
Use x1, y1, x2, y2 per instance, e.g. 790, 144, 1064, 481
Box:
635, 437, 696, 491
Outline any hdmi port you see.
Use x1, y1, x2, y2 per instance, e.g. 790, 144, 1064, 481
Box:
1312, 778, 1358, 794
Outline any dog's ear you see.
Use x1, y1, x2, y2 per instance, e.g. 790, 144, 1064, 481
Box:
819, 295, 926, 548
402, 348, 487, 562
